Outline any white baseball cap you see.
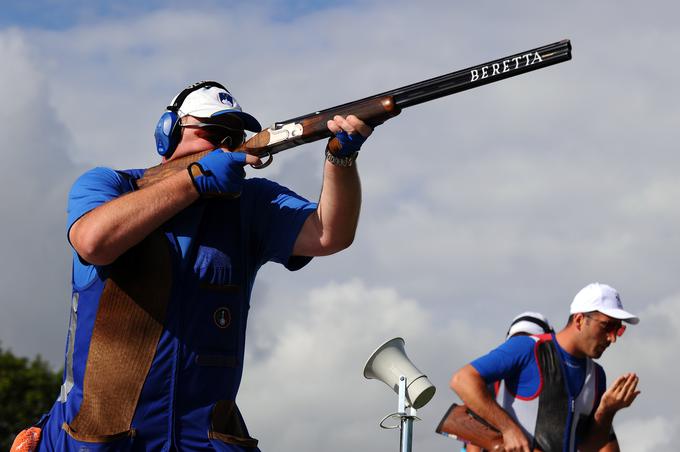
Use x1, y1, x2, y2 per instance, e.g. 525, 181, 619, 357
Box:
173, 84, 262, 132
570, 283, 639, 324
506, 311, 553, 338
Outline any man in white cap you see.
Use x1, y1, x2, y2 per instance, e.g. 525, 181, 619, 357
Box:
29, 81, 373, 451
451, 283, 640, 452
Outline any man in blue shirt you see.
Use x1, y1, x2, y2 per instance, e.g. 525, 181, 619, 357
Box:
450, 283, 640, 452
34, 81, 373, 451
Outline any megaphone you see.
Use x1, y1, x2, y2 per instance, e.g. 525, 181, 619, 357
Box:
363, 337, 436, 409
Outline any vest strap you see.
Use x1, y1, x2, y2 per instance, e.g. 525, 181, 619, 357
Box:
533, 339, 569, 451
66, 231, 172, 438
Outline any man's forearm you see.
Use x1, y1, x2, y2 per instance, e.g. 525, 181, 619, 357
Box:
580, 411, 616, 451
69, 169, 199, 265
450, 365, 526, 440
317, 161, 361, 248
293, 160, 361, 256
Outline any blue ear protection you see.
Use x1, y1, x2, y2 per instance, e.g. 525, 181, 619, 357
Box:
154, 110, 180, 157
154, 80, 229, 157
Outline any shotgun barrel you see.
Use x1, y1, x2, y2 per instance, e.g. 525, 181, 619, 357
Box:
138, 40, 571, 188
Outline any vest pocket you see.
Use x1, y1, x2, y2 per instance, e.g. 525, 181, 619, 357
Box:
61, 422, 135, 450
208, 400, 258, 449
192, 284, 244, 360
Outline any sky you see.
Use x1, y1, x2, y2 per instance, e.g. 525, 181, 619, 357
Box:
1, 0, 679, 450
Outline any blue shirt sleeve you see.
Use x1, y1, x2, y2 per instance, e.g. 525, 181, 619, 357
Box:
67, 167, 131, 238
243, 178, 317, 271
67, 167, 132, 287
471, 336, 541, 398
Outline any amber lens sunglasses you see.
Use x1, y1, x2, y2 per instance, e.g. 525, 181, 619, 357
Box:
585, 314, 626, 337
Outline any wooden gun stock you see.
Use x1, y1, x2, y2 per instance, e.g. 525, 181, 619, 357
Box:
436, 403, 544, 452
138, 40, 571, 189
436, 403, 504, 451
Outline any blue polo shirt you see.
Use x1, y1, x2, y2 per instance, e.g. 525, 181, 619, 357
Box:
471, 335, 606, 399
67, 166, 317, 288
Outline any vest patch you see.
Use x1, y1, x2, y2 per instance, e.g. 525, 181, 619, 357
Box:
214, 307, 232, 329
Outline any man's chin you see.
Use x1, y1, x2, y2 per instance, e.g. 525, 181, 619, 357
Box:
591, 345, 608, 359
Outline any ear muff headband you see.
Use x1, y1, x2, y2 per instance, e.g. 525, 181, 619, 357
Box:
168, 80, 228, 112
155, 80, 229, 157
506, 315, 553, 337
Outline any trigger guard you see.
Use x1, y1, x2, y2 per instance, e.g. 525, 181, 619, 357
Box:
250, 152, 273, 169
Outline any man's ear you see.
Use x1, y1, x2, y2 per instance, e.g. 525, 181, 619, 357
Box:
574, 313, 585, 331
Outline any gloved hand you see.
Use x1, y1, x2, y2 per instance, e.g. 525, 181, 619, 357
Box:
325, 115, 373, 163
333, 130, 368, 157
188, 150, 247, 198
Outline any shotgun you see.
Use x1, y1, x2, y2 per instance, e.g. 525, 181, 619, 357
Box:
436, 403, 544, 452
138, 40, 571, 188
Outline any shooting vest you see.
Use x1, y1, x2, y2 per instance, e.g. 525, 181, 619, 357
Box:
495, 334, 600, 452
40, 170, 261, 451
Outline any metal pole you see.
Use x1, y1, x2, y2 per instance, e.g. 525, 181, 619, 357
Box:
397, 375, 416, 452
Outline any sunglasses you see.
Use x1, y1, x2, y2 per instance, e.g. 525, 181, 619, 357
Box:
181, 121, 246, 148
585, 314, 626, 337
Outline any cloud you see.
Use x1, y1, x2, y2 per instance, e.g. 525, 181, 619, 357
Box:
1, 2, 679, 451
0, 29, 81, 363
240, 278, 485, 451
615, 416, 679, 452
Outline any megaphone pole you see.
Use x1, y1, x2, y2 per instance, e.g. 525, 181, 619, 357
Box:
397, 376, 415, 452
380, 375, 420, 452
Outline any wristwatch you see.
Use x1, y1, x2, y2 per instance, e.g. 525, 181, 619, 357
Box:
325, 149, 359, 167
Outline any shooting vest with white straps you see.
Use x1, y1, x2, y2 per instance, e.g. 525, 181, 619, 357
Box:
495, 334, 601, 452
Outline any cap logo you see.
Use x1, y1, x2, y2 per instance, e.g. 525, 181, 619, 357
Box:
219, 92, 235, 108
615, 293, 622, 308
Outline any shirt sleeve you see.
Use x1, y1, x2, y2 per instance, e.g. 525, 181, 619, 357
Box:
244, 178, 317, 271
471, 336, 541, 398
67, 167, 132, 287
67, 167, 131, 239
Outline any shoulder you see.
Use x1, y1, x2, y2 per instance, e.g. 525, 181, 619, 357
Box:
70, 167, 142, 195
503, 335, 539, 355
494, 335, 540, 368
244, 177, 312, 205
244, 177, 293, 194
72, 166, 121, 190
72, 166, 119, 185
471, 336, 538, 382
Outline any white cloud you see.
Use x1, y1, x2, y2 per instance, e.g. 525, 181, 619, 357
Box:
240, 278, 484, 452
0, 29, 80, 363
1, 1, 679, 450
615, 416, 679, 452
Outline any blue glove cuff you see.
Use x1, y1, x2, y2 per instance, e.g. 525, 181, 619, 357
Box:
333, 131, 367, 157
188, 150, 247, 198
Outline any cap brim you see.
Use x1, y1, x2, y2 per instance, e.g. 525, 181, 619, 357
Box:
212, 110, 262, 132
599, 308, 640, 324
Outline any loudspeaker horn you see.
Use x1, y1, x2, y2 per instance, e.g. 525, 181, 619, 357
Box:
363, 337, 436, 409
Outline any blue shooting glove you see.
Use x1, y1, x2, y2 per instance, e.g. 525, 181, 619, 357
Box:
333, 131, 367, 157
188, 149, 247, 198
325, 130, 367, 167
